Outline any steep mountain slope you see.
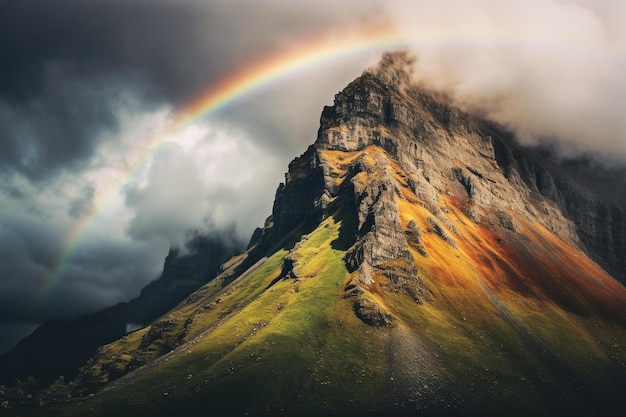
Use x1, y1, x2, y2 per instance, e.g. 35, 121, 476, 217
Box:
0, 234, 238, 389
3, 52, 626, 416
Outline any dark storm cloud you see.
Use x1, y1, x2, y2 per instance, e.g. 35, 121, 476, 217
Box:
0, 0, 376, 179
0, 0, 218, 178
0, 0, 372, 103
0, 0, 212, 103
0, 69, 136, 178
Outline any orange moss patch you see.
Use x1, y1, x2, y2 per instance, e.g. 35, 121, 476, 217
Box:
442, 196, 626, 323
322, 143, 626, 330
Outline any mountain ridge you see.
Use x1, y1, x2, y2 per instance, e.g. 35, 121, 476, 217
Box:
2, 51, 626, 416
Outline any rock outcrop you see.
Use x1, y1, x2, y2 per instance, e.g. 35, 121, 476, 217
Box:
492, 139, 626, 283
246, 51, 626, 329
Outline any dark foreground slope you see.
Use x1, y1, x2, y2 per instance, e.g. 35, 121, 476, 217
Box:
3, 52, 626, 417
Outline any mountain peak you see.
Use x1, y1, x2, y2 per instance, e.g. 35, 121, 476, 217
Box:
3, 53, 626, 417
365, 49, 416, 89
317, 52, 468, 156
315, 53, 626, 285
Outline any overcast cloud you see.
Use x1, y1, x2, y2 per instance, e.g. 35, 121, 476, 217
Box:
0, 0, 624, 354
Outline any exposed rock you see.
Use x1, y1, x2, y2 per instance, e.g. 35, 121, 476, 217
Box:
139, 319, 178, 350
246, 227, 263, 250
352, 297, 394, 328
280, 250, 300, 279
312, 53, 626, 287
340, 152, 430, 302
357, 261, 375, 285
426, 217, 457, 248
251, 148, 327, 254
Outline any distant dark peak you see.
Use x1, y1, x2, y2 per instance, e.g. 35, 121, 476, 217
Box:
0, 231, 237, 387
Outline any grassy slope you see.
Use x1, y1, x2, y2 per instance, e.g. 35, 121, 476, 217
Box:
8, 147, 626, 416
12, 216, 395, 416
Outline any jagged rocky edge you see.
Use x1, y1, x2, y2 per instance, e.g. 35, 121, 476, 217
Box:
249, 69, 519, 328
248, 54, 626, 332
315, 57, 626, 285
247, 77, 443, 328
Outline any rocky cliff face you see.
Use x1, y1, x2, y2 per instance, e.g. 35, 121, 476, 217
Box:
491, 137, 626, 283
242, 51, 626, 338
259, 51, 625, 289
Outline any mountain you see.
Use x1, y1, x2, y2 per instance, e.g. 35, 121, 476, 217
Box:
0, 234, 238, 389
2, 51, 626, 416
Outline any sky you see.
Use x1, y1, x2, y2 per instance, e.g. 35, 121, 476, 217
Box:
0, 0, 625, 355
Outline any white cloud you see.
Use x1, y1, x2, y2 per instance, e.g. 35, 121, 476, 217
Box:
125, 121, 285, 246
384, 0, 626, 158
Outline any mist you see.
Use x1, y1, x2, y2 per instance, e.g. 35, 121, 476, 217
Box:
391, 0, 626, 160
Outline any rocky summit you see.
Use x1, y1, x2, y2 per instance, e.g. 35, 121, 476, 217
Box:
2, 51, 626, 417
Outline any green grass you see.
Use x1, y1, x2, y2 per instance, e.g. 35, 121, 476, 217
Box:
9, 216, 394, 417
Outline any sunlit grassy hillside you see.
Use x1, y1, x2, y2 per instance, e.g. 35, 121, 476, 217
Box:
7, 145, 626, 417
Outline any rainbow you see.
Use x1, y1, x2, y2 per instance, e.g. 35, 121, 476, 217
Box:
37, 25, 406, 300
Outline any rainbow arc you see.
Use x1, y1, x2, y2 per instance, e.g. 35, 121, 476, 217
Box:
38, 26, 405, 299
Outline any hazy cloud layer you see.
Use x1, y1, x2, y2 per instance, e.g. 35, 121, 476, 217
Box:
391, 0, 626, 158
0, 0, 624, 354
